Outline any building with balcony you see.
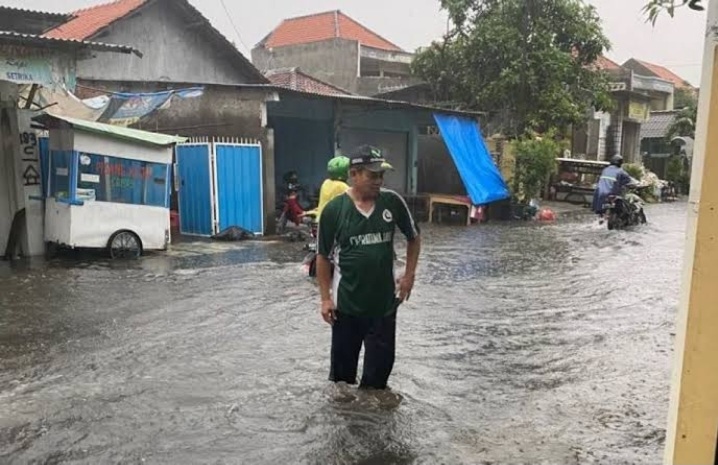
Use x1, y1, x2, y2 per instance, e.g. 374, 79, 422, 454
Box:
622, 58, 697, 100
252, 11, 421, 96
572, 56, 675, 164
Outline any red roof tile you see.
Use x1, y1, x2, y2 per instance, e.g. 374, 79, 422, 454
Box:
635, 59, 693, 89
266, 68, 351, 96
594, 55, 621, 71
260, 10, 402, 52
44, 0, 147, 40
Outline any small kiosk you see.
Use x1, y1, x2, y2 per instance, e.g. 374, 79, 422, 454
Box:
551, 157, 609, 205
34, 114, 186, 258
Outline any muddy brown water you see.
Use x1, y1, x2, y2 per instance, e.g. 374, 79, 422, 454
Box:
0, 202, 686, 464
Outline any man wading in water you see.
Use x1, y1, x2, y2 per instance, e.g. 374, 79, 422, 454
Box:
316, 145, 421, 390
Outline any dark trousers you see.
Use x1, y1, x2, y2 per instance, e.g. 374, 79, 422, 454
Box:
329, 310, 397, 389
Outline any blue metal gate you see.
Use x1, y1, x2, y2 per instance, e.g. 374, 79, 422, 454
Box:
214, 142, 263, 235
176, 142, 213, 236
176, 138, 264, 237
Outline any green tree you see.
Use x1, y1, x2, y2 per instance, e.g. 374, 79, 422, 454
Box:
674, 87, 698, 109
667, 104, 697, 140
511, 135, 560, 202
413, 0, 613, 136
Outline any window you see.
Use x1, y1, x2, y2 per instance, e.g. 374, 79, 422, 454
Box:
76, 153, 169, 207
49, 150, 72, 199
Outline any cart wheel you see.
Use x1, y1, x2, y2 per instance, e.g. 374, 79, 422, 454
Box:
108, 230, 142, 259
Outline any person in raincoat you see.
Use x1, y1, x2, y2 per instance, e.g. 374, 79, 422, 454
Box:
306, 154, 394, 220
305, 156, 352, 221
592, 154, 639, 219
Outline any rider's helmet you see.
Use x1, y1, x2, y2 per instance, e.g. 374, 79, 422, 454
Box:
610, 154, 624, 167
283, 170, 299, 185
327, 155, 350, 181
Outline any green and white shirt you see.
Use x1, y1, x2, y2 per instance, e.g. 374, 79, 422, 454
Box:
317, 188, 420, 317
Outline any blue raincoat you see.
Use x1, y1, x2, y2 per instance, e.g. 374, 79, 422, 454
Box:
592, 165, 636, 214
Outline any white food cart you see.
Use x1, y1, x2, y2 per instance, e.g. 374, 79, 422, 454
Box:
34, 114, 186, 258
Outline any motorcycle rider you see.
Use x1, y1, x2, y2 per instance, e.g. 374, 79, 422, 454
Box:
306, 155, 352, 220
302, 155, 350, 278
592, 154, 639, 221
307, 154, 394, 220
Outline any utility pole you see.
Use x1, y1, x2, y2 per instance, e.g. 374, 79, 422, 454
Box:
665, 0, 718, 463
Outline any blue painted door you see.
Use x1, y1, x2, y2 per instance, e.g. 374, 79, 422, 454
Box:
215, 144, 263, 235
177, 144, 213, 236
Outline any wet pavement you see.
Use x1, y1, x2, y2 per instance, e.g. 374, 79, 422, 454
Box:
0, 202, 686, 464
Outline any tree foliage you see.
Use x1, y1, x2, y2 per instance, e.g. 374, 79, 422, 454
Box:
413, 0, 613, 136
674, 87, 698, 109
642, 0, 705, 25
667, 104, 698, 140
511, 135, 561, 201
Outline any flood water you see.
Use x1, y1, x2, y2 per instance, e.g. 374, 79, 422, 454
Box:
0, 202, 686, 465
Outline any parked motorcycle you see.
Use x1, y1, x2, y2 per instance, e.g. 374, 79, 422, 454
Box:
301, 214, 318, 277
603, 188, 647, 230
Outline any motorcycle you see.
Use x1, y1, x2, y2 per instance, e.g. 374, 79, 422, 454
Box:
603, 187, 647, 230
301, 213, 319, 278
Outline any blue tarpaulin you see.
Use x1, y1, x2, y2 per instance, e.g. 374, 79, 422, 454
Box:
433, 113, 511, 205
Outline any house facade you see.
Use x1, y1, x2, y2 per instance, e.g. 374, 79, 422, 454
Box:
572, 56, 675, 164
252, 11, 420, 96
640, 110, 679, 178
622, 58, 698, 100
44, 0, 267, 87
0, 6, 136, 258
39, 0, 283, 232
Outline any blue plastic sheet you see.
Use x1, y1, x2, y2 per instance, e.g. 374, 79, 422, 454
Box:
433, 113, 510, 205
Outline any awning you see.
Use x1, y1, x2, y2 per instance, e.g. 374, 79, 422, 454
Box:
32, 113, 187, 147
433, 113, 510, 205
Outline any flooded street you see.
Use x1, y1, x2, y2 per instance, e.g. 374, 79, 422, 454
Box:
0, 202, 686, 465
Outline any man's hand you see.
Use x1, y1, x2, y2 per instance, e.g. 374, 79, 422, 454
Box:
321, 299, 336, 325
397, 272, 415, 302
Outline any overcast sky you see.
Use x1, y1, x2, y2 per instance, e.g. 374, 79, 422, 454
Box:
3, 0, 708, 86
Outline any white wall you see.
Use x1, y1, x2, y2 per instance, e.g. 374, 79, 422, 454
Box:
73, 131, 172, 164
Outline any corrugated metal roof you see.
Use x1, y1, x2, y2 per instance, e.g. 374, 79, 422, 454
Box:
244, 83, 485, 117
259, 10, 403, 52
33, 113, 187, 146
641, 111, 678, 139
0, 30, 140, 55
0, 6, 72, 36
0, 5, 69, 19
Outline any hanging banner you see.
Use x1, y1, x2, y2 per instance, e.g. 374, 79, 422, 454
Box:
97, 87, 205, 126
